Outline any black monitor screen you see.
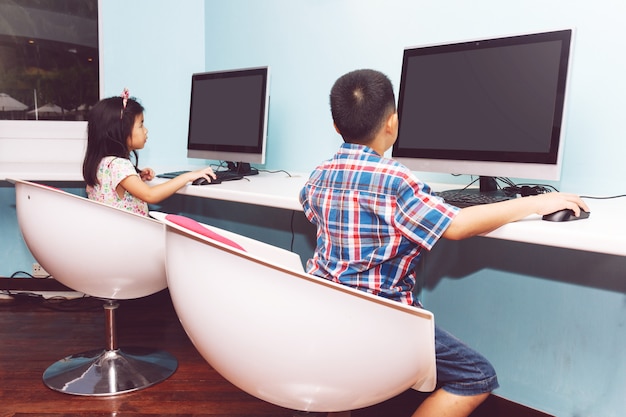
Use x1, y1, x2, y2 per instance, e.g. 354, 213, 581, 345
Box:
187, 66, 269, 165
393, 30, 572, 174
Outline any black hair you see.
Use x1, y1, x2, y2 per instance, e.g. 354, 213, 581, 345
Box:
329, 69, 396, 144
82, 95, 145, 187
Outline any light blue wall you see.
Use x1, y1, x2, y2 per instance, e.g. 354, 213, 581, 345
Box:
419, 238, 626, 417
202, 0, 626, 197
1, 1, 624, 416
100, 0, 206, 168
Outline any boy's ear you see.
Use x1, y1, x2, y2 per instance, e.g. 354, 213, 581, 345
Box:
334, 123, 341, 134
386, 112, 399, 132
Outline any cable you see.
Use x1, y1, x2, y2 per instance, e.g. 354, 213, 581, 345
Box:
9, 270, 38, 279
580, 194, 626, 199
459, 177, 626, 199
290, 210, 296, 252
447, 176, 480, 192
40, 294, 102, 312
2, 271, 99, 311
259, 169, 293, 177
451, 176, 553, 196
0, 288, 101, 312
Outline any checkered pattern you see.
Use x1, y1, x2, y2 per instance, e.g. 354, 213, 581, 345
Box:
300, 143, 458, 304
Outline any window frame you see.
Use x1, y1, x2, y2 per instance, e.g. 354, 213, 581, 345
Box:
0, 0, 102, 181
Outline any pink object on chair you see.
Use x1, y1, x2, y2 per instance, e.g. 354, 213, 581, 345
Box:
165, 214, 246, 252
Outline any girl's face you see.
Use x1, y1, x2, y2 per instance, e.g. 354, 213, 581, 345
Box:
127, 113, 148, 151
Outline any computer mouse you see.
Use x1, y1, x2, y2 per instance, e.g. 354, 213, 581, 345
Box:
192, 177, 221, 186
542, 208, 590, 222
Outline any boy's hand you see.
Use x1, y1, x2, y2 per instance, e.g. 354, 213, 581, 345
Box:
534, 192, 590, 217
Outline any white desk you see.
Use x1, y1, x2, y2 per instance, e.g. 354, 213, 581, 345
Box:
481, 201, 620, 255
153, 171, 307, 212
151, 171, 625, 257
5, 168, 623, 257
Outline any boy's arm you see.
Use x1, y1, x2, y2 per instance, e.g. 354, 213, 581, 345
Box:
442, 192, 590, 240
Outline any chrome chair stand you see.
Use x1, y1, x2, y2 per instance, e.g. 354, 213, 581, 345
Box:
42, 300, 178, 396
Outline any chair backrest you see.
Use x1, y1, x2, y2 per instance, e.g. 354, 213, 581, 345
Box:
149, 211, 304, 271
158, 213, 436, 413
13, 179, 167, 299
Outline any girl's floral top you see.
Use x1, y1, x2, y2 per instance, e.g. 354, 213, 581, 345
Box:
86, 156, 148, 216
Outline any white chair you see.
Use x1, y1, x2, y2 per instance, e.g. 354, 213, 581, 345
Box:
12, 179, 177, 396
152, 211, 436, 415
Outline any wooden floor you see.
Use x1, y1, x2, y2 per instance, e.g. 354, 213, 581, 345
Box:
0, 288, 545, 417
1, 290, 300, 417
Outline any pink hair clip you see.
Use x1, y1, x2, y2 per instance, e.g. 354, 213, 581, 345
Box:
120, 88, 129, 119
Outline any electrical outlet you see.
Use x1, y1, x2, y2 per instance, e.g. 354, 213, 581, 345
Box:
32, 263, 49, 278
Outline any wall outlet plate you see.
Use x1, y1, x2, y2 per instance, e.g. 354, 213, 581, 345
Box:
32, 263, 49, 278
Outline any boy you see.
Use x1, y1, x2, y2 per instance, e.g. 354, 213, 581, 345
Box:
299, 69, 588, 417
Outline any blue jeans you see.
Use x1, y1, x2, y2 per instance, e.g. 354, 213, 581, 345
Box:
434, 325, 499, 396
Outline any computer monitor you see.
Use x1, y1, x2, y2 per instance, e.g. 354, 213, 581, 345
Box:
187, 66, 270, 176
392, 29, 573, 193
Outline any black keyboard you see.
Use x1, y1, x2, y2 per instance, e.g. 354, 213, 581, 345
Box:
157, 170, 244, 181
156, 170, 189, 179
436, 189, 514, 208
214, 170, 244, 181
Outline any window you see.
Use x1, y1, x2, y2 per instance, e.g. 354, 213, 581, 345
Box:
0, 0, 99, 121
0, 0, 101, 178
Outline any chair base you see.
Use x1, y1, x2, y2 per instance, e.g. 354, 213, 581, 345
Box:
43, 346, 178, 396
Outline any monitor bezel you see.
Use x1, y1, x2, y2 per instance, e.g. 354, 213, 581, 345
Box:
392, 29, 574, 182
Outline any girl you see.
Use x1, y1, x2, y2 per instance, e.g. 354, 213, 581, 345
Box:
83, 89, 216, 216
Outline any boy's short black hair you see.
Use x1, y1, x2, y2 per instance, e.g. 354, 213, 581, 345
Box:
330, 69, 396, 144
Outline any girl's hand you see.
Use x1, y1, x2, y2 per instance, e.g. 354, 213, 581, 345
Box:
188, 167, 217, 183
139, 168, 155, 181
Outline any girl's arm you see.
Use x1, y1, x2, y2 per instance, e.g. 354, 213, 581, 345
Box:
118, 167, 216, 204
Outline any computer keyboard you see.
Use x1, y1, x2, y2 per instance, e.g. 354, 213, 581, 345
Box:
435, 189, 514, 208
157, 170, 244, 182
214, 170, 244, 181
156, 170, 189, 179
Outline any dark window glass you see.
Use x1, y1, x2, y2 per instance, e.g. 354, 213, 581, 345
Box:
0, 0, 99, 121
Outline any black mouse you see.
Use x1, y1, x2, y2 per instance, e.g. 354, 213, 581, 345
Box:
542, 208, 590, 222
192, 177, 221, 186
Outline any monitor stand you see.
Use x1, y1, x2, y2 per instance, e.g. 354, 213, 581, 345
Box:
478, 176, 501, 194
225, 161, 259, 176
443, 176, 509, 198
